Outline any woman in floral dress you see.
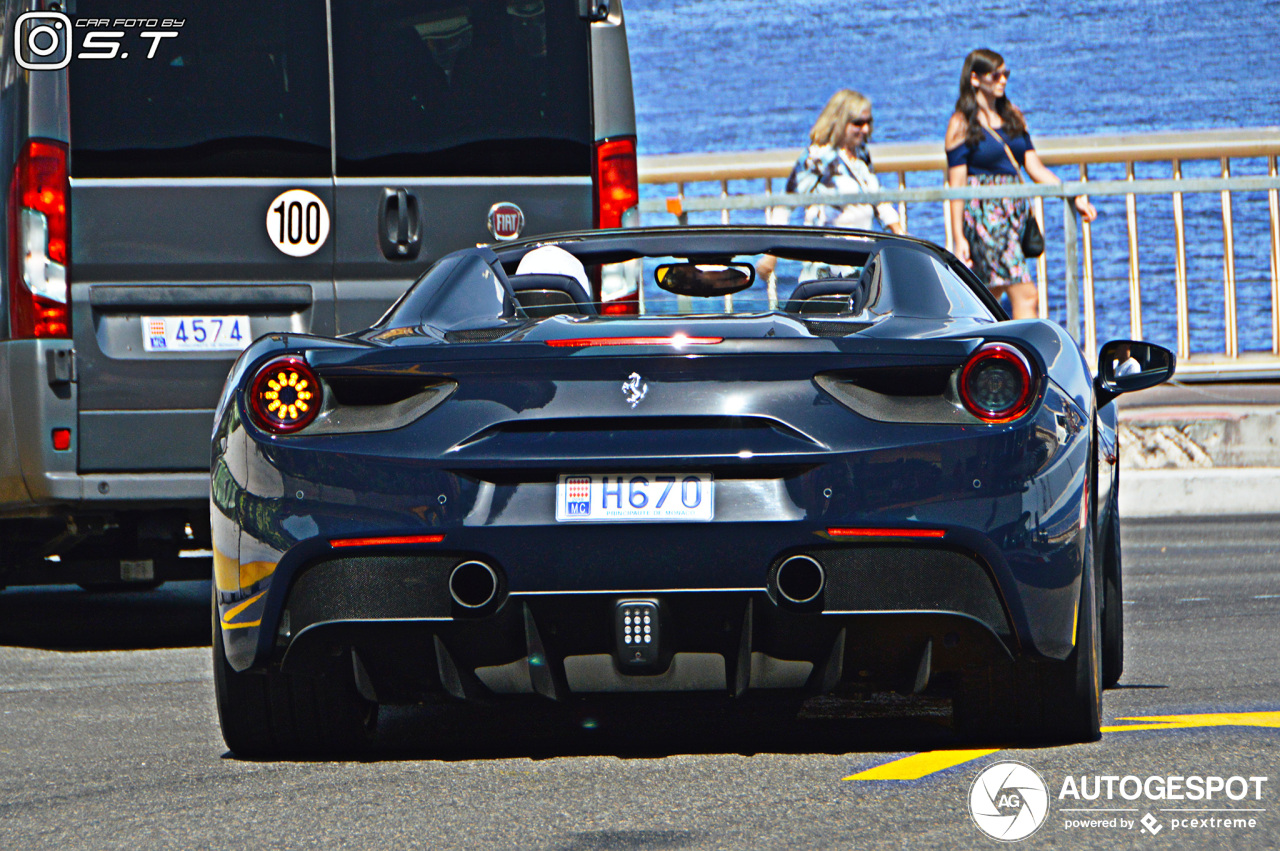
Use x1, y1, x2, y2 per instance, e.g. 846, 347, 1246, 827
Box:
945, 48, 1096, 319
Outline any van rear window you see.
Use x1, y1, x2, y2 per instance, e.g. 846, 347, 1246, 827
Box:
330, 0, 593, 177
69, 1, 331, 178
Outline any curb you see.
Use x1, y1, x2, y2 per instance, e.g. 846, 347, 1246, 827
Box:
1120, 468, 1280, 518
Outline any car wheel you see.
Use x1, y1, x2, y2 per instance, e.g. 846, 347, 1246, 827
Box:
212, 606, 377, 759
956, 527, 1103, 745
1101, 500, 1124, 688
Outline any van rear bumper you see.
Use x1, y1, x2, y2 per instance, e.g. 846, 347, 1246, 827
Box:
1, 340, 211, 515
21, 471, 209, 506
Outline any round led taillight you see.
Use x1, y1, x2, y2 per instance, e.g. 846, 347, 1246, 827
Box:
248, 357, 322, 434
959, 343, 1035, 423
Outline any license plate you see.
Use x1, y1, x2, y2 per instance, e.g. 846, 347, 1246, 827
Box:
142, 316, 251, 352
556, 473, 714, 522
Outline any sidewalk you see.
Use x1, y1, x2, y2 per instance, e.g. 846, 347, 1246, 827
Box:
1116, 382, 1280, 518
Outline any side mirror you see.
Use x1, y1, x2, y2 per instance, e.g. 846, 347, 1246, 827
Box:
654, 262, 755, 297
1095, 340, 1176, 407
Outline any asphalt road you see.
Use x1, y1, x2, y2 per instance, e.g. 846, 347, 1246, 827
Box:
1, 517, 1278, 849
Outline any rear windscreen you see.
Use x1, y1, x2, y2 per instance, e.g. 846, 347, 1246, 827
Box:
330, 0, 593, 177
69, 1, 331, 177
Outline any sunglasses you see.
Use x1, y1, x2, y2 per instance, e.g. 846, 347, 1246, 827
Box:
848, 116, 874, 127
987, 69, 1011, 80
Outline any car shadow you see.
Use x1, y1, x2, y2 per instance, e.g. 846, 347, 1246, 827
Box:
223, 694, 982, 763
0, 580, 211, 650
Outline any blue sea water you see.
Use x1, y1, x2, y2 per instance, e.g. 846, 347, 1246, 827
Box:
624, 0, 1280, 355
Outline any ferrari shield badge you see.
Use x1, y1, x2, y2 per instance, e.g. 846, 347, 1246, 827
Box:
622, 372, 648, 408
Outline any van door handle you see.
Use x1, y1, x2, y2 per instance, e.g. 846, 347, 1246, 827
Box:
379, 188, 422, 260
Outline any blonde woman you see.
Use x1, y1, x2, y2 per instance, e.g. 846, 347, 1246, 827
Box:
758, 89, 904, 282
945, 48, 1097, 318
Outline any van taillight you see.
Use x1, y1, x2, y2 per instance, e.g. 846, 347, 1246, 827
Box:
593, 136, 638, 230
8, 139, 70, 339
592, 137, 640, 314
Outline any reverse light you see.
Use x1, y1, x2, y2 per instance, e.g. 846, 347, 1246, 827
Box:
8, 139, 69, 339
959, 342, 1035, 423
248, 357, 322, 434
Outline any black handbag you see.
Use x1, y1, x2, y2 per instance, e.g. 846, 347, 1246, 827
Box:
1020, 211, 1045, 258
986, 125, 1045, 259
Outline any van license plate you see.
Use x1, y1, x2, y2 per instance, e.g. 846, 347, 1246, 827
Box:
142, 316, 251, 352
556, 473, 714, 522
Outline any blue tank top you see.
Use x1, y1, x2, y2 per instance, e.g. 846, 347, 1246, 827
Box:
946, 127, 1035, 177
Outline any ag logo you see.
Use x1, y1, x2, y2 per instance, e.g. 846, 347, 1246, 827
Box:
968, 761, 1049, 842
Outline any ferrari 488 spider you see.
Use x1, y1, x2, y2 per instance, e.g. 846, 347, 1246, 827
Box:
210, 226, 1174, 756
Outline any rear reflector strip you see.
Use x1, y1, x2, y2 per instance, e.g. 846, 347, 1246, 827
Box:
827, 527, 946, 539
330, 534, 445, 548
545, 335, 723, 348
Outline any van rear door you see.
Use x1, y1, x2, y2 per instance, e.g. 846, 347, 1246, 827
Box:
328, 0, 596, 332
68, 1, 334, 473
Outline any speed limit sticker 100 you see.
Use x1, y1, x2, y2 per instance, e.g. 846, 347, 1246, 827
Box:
266, 190, 330, 257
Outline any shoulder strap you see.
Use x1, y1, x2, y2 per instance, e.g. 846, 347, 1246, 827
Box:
982, 124, 1025, 183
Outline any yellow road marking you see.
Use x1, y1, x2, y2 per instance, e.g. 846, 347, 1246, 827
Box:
1103, 711, 1280, 732
844, 749, 998, 781
847, 711, 1280, 781
221, 589, 267, 623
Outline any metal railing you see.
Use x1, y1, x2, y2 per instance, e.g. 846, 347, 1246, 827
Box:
636, 128, 1280, 378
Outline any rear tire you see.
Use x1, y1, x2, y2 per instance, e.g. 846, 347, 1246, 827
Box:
956, 527, 1102, 745
213, 609, 377, 759
1101, 505, 1125, 688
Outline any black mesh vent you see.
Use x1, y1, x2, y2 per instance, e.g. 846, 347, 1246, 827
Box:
287, 555, 460, 630
813, 547, 1009, 634
445, 327, 515, 343
803, 320, 872, 337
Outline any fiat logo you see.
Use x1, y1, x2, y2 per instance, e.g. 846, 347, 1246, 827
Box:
487, 202, 525, 241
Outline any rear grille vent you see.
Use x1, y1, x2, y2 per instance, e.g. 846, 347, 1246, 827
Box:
445, 327, 514, 343
323, 376, 442, 406
814, 546, 1010, 635
802, 320, 872, 338
287, 555, 461, 631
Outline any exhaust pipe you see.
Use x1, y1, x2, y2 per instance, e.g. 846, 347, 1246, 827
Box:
775, 555, 825, 605
449, 560, 498, 609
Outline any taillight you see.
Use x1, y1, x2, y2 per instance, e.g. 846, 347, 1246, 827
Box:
592, 137, 640, 313
248, 357, 322, 434
592, 136, 638, 230
8, 139, 70, 338
959, 343, 1036, 423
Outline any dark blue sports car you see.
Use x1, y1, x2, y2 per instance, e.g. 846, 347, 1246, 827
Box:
210, 226, 1174, 756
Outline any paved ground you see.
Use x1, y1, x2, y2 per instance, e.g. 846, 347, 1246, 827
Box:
1, 516, 1278, 849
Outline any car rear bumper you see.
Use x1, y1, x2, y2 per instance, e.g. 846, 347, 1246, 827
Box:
256, 586, 1014, 706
